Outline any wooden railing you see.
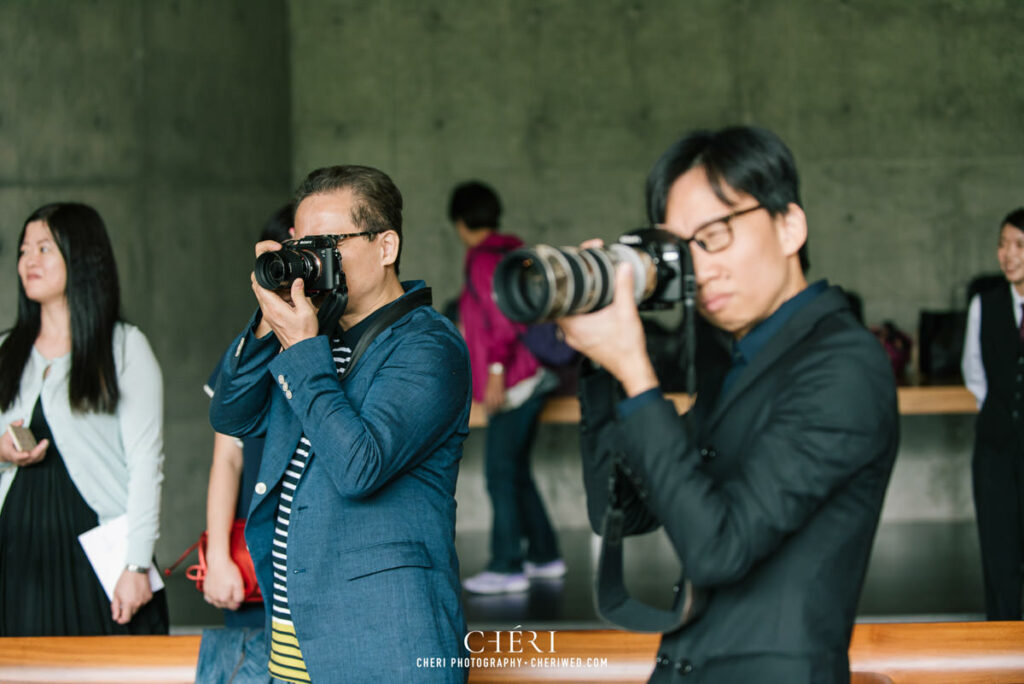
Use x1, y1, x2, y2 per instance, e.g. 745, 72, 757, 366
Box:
2, 621, 1023, 683
469, 385, 977, 427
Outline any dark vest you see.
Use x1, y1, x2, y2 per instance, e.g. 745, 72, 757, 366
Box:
977, 285, 1024, 450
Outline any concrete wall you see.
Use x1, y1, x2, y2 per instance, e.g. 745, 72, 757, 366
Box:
0, 0, 291, 558
290, 0, 1024, 328
289, 0, 1022, 534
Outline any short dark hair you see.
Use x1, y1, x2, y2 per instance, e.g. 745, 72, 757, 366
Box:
294, 165, 403, 274
0, 202, 122, 413
260, 203, 293, 243
448, 181, 502, 230
1002, 208, 1024, 232
647, 126, 809, 272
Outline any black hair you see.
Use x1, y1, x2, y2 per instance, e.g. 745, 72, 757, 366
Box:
646, 126, 809, 272
448, 181, 502, 230
1002, 208, 1024, 232
294, 165, 403, 275
260, 203, 293, 243
0, 202, 122, 413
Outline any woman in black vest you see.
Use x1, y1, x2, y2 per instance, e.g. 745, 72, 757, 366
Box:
962, 207, 1024, 620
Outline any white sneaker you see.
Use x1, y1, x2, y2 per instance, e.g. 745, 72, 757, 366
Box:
462, 571, 530, 594
523, 559, 567, 579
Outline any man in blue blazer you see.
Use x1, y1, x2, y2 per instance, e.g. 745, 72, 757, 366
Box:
210, 165, 471, 682
561, 127, 898, 683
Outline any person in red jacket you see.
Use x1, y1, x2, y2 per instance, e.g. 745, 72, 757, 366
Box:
450, 181, 565, 594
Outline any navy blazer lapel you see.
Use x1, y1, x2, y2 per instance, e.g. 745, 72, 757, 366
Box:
704, 287, 850, 431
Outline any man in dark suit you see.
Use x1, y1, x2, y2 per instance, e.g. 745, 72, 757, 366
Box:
560, 126, 898, 683
211, 165, 471, 682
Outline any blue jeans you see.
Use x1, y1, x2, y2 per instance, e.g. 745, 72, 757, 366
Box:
196, 626, 271, 683
485, 392, 560, 573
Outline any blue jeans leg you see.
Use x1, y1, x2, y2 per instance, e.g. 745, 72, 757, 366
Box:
196, 626, 271, 683
484, 393, 560, 573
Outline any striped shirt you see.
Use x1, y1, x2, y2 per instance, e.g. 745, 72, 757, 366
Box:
268, 337, 352, 683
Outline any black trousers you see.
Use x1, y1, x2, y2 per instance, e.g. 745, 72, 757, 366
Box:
973, 441, 1024, 619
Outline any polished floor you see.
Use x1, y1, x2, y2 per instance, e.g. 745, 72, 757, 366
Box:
168, 519, 988, 632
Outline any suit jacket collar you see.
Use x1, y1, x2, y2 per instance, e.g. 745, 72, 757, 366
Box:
704, 284, 851, 431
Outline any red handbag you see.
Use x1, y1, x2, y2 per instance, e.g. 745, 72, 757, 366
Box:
164, 519, 262, 603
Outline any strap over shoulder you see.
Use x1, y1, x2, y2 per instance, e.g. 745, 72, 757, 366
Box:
344, 288, 433, 378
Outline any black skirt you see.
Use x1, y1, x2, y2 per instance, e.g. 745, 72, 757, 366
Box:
0, 399, 168, 636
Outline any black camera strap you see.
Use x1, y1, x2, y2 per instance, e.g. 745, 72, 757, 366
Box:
343, 288, 433, 378
317, 290, 349, 337
594, 247, 705, 634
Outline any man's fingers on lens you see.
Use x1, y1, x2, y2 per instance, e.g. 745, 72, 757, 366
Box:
254, 240, 283, 257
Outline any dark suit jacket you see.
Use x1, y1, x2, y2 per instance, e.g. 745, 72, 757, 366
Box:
580, 286, 898, 684
211, 281, 472, 682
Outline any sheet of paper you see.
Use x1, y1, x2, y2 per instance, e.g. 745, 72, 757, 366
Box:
78, 514, 164, 601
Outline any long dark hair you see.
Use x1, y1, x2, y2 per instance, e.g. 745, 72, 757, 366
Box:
0, 203, 122, 413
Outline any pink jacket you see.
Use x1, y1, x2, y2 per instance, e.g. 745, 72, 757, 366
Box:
458, 232, 539, 402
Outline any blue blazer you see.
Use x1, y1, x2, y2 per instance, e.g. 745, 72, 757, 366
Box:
211, 281, 471, 682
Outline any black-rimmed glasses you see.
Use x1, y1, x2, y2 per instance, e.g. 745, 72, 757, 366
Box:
331, 231, 377, 245
657, 204, 764, 253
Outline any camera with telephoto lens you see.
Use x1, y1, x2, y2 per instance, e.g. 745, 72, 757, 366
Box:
492, 228, 687, 324
253, 235, 346, 295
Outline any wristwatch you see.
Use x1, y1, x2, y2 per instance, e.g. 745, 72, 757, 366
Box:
126, 564, 149, 574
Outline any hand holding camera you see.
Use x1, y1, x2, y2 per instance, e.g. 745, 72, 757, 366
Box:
2, 420, 49, 466
250, 239, 321, 349
493, 229, 684, 397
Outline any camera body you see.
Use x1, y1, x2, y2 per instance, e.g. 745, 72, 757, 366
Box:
254, 235, 346, 295
492, 228, 686, 324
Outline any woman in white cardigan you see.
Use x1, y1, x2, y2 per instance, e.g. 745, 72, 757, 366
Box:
0, 202, 167, 635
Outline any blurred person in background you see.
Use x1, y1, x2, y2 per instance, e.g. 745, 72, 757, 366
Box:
196, 204, 292, 683
0, 202, 167, 635
449, 181, 564, 595
962, 207, 1024, 620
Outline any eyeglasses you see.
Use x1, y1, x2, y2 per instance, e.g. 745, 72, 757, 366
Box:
331, 231, 377, 246
657, 204, 764, 253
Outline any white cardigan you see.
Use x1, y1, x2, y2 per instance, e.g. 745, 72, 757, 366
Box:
0, 323, 164, 567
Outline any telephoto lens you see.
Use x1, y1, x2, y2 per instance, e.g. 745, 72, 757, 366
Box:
492, 228, 685, 324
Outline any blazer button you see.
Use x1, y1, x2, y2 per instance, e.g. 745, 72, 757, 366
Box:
700, 447, 717, 463
277, 374, 286, 385
655, 653, 670, 667
675, 659, 693, 675
285, 390, 293, 400
255, 482, 267, 495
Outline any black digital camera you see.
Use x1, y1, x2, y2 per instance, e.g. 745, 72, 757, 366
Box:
492, 228, 687, 324
254, 235, 346, 295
